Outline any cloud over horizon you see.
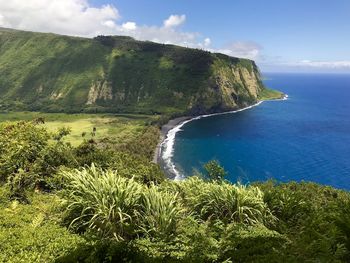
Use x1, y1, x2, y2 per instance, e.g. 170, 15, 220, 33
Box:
214, 41, 262, 60
296, 60, 350, 69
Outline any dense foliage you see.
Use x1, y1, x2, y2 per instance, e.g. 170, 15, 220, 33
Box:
0, 188, 86, 263
0, 121, 162, 200
1, 121, 350, 262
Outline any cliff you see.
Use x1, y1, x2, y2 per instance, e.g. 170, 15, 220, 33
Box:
0, 28, 281, 114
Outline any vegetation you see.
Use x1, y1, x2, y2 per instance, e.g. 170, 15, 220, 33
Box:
0, 28, 340, 262
204, 160, 227, 181
0, 190, 86, 263
0, 28, 280, 115
258, 88, 284, 101
0, 119, 349, 262
0, 111, 158, 146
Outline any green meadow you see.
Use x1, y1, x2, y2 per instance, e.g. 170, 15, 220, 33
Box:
0, 112, 158, 146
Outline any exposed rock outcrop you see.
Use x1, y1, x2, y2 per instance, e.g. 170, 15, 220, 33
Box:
87, 81, 113, 105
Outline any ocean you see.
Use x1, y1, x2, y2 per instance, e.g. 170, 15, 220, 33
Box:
163, 73, 350, 190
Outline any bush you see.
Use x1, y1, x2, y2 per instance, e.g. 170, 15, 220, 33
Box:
0, 190, 86, 263
0, 121, 76, 199
173, 177, 274, 225
108, 152, 165, 185
258, 181, 350, 261
118, 126, 160, 160
137, 185, 184, 239
0, 121, 50, 182
61, 165, 181, 240
204, 160, 227, 181
59, 167, 286, 262
74, 139, 114, 168
61, 165, 143, 240
219, 224, 287, 262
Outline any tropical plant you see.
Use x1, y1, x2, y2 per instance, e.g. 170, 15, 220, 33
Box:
137, 185, 184, 239
0, 191, 86, 263
204, 160, 227, 181
61, 164, 143, 240
218, 223, 287, 262
176, 177, 274, 225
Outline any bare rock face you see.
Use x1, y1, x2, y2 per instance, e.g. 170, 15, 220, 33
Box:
87, 81, 113, 105
204, 62, 263, 112
50, 92, 64, 100
238, 68, 260, 98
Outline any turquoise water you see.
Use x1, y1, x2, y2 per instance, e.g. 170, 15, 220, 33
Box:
171, 73, 350, 190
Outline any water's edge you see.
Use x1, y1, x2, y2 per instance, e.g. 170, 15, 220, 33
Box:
155, 95, 289, 180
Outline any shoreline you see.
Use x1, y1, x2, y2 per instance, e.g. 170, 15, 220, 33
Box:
152, 116, 191, 164
153, 94, 288, 179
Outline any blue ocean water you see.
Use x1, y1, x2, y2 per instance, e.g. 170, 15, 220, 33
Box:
171, 73, 350, 190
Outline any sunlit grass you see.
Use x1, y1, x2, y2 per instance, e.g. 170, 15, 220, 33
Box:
0, 112, 157, 146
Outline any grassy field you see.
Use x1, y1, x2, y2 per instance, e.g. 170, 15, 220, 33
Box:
258, 88, 284, 101
0, 112, 158, 146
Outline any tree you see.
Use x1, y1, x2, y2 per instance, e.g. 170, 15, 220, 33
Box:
203, 160, 227, 181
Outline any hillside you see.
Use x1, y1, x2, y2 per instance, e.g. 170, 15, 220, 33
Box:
0, 28, 281, 114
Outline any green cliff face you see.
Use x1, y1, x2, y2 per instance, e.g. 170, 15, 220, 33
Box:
0, 28, 281, 114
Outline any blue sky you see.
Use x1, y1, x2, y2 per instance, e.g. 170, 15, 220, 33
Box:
1, 0, 350, 72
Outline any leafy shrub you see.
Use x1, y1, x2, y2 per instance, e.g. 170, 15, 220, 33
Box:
74, 139, 114, 168
0, 121, 76, 199
218, 224, 287, 262
61, 165, 181, 240
106, 217, 221, 263
118, 126, 160, 160
108, 152, 165, 185
62, 165, 143, 240
0, 191, 86, 263
0, 121, 50, 182
258, 181, 350, 261
204, 160, 227, 181
137, 185, 184, 239
174, 177, 274, 225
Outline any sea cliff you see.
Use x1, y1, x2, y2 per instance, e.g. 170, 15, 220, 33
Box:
0, 28, 282, 114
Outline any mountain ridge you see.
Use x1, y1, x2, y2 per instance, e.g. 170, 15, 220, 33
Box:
0, 28, 282, 114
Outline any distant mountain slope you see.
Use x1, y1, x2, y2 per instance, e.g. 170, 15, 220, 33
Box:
0, 28, 280, 114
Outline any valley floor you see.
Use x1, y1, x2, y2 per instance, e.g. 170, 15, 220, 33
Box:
0, 111, 158, 146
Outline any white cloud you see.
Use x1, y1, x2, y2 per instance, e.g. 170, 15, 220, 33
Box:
163, 14, 186, 28
0, 0, 264, 61
125, 25, 200, 47
0, 14, 10, 27
0, 0, 119, 37
259, 59, 350, 73
204, 38, 211, 47
0, 1, 205, 47
214, 41, 262, 60
103, 20, 117, 29
296, 60, 350, 69
122, 22, 137, 31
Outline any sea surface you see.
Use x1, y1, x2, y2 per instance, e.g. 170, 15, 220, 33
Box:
167, 73, 350, 190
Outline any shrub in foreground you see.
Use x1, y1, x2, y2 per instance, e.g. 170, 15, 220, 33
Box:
61, 165, 183, 241
165, 177, 274, 225
0, 192, 86, 263
60, 165, 285, 262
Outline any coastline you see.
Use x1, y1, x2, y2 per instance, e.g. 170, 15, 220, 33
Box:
154, 94, 288, 179
152, 116, 191, 164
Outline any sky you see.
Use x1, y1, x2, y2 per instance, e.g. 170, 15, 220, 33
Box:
0, 0, 350, 73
